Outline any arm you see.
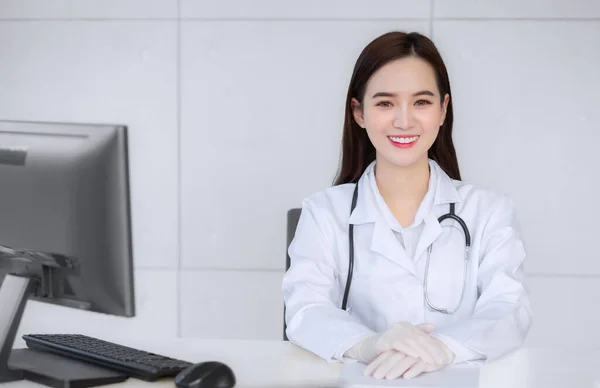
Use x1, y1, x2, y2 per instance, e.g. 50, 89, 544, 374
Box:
431, 195, 533, 364
282, 199, 375, 363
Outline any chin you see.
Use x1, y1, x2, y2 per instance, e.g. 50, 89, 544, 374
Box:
379, 151, 426, 169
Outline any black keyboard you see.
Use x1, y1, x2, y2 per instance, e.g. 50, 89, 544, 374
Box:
22, 334, 194, 381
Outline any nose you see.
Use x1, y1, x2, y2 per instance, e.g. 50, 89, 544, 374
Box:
393, 105, 413, 130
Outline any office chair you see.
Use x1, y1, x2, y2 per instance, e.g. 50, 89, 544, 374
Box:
283, 208, 302, 341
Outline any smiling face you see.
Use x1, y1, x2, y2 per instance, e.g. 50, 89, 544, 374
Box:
351, 56, 450, 170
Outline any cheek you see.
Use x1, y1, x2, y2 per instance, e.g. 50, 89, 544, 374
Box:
416, 110, 443, 133
364, 109, 392, 132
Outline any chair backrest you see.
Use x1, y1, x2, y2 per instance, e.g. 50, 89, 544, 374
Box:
286, 208, 302, 271
283, 208, 302, 341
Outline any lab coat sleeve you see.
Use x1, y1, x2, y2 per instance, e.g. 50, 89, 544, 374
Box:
430, 332, 484, 364
431, 195, 533, 364
282, 199, 376, 363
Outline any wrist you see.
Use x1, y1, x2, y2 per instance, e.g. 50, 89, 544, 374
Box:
432, 336, 455, 364
357, 333, 379, 363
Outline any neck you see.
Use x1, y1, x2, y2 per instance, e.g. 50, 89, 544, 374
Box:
374, 156, 430, 208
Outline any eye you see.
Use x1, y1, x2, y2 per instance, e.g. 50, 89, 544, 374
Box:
376, 101, 392, 107
415, 99, 432, 106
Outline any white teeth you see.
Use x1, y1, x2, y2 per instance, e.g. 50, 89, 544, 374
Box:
389, 135, 419, 144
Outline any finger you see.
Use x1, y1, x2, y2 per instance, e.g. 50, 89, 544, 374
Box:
403, 360, 427, 379
409, 327, 442, 363
389, 340, 431, 363
423, 362, 444, 373
426, 338, 452, 365
385, 356, 420, 380
402, 338, 437, 364
419, 339, 445, 365
364, 351, 395, 376
410, 334, 447, 365
372, 352, 408, 380
415, 323, 435, 333
438, 339, 455, 364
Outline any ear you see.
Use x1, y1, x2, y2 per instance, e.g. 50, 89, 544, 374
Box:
440, 93, 450, 126
351, 98, 365, 129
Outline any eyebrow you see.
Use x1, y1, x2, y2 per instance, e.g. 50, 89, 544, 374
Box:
371, 90, 435, 98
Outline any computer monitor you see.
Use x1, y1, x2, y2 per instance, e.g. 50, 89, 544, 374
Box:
0, 120, 135, 385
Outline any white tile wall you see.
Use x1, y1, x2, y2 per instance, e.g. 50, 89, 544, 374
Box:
0, 0, 598, 350
0, 21, 179, 269
432, 20, 600, 276
180, 20, 429, 271
525, 275, 600, 348
0, 0, 177, 19
13, 270, 179, 348
180, 0, 430, 19
180, 270, 284, 340
434, 0, 600, 19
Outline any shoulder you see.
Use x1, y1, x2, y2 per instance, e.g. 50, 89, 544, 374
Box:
453, 179, 515, 214
431, 159, 515, 217
298, 183, 356, 231
302, 183, 355, 215
452, 179, 522, 244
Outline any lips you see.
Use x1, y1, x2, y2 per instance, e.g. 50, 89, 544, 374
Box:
388, 135, 419, 148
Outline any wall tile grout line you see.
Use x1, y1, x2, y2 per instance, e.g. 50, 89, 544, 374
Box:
429, 0, 435, 36
1, 17, 597, 22
176, 0, 183, 339
0, 17, 431, 22
431, 17, 600, 21
0, 18, 177, 21
527, 273, 600, 279
178, 267, 286, 273
132, 267, 600, 278
177, 17, 430, 21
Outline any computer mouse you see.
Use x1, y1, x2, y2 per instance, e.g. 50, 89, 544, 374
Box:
174, 361, 236, 388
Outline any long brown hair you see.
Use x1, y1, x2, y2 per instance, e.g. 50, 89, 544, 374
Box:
333, 31, 461, 185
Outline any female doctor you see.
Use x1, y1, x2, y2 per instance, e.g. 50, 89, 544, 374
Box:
281, 31, 532, 380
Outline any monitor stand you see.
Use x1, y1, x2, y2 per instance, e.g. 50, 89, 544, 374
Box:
0, 273, 129, 387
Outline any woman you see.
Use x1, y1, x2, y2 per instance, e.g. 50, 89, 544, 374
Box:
281, 31, 532, 380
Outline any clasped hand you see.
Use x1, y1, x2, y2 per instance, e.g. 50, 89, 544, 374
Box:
354, 322, 454, 380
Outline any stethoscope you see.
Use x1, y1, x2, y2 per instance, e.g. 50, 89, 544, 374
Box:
342, 182, 471, 315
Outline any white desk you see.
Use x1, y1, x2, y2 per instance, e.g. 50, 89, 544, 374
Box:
5, 338, 600, 388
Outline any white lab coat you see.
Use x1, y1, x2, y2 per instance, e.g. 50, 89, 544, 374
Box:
282, 159, 532, 364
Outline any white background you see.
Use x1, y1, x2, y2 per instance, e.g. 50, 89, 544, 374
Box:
0, 0, 599, 349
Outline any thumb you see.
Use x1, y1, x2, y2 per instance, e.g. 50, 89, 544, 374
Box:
416, 323, 436, 333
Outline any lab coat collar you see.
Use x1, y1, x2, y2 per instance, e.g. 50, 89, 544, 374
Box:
346, 161, 379, 225
348, 158, 461, 225
348, 159, 462, 276
412, 161, 462, 265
